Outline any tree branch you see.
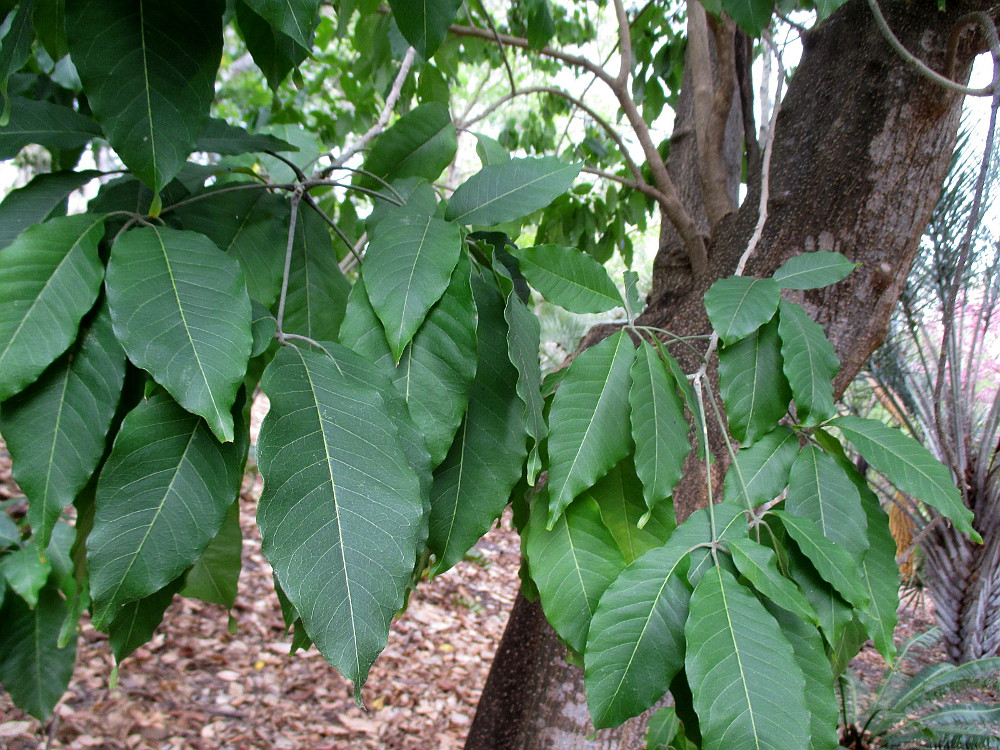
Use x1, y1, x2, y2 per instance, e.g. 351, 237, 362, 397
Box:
327, 46, 418, 170
612, 0, 632, 89
580, 166, 665, 201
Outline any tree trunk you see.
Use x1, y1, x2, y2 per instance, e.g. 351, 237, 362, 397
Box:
466, 1, 991, 746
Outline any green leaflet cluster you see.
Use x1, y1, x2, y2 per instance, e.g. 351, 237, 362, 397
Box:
516, 249, 976, 747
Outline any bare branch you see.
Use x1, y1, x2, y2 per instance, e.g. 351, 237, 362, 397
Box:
474, 0, 517, 95
328, 46, 418, 170
612, 0, 632, 89
580, 166, 665, 201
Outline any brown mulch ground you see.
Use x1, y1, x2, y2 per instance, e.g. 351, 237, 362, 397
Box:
0, 432, 992, 749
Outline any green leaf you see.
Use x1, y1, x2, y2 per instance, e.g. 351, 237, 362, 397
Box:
0, 301, 125, 548
727, 537, 818, 626
719, 0, 774, 36
630, 341, 690, 515
257, 345, 425, 694
723, 426, 798, 509
428, 272, 526, 574
493, 256, 545, 483
777, 300, 839, 424
180, 499, 242, 608
0, 0, 35, 123
445, 156, 582, 226
240, 0, 319, 51
342, 261, 478, 468
0, 544, 51, 607
0, 213, 106, 401
584, 535, 691, 729
525, 0, 556, 49
704, 276, 780, 346
171, 185, 289, 307
107, 576, 184, 662
591, 458, 675, 565
88, 390, 245, 627
685, 565, 810, 750
717, 317, 791, 445
0, 512, 18, 547
66, 0, 224, 192
235, 0, 306, 90
361, 102, 457, 188
766, 605, 840, 750
525, 492, 626, 653
831, 415, 977, 539
281, 205, 350, 343
784, 543, 856, 658
772, 511, 870, 609
33, 0, 69, 60
0, 583, 76, 720
475, 133, 509, 166
363, 208, 462, 360
785, 445, 868, 558
514, 244, 624, 313
772, 251, 856, 290
855, 478, 899, 662
107, 225, 253, 442
546, 330, 635, 525
388, 0, 462, 58
250, 301, 277, 358
623, 269, 642, 321
584, 503, 745, 728
0, 97, 101, 160
193, 118, 297, 155
0, 170, 100, 251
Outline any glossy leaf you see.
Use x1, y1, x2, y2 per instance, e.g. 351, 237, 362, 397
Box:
66, 0, 224, 191
361, 102, 457, 188
0, 583, 76, 720
723, 426, 798, 510
257, 345, 425, 693
493, 257, 545, 484
525, 492, 626, 653
282, 206, 350, 344
107, 576, 184, 662
363, 208, 462, 360
0, 97, 101, 160
342, 262, 478, 468
445, 156, 581, 226
832, 415, 976, 538
718, 317, 790, 445
767, 605, 840, 750
171, 185, 289, 307
686, 565, 810, 750
180, 500, 242, 608
106, 226, 252, 442
785, 445, 868, 558
772, 511, 870, 610
778, 300, 839, 424
428, 273, 526, 574
720, 0, 774, 36
0, 213, 106, 401
0, 544, 51, 608
704, 276, 780, 346
590, 458, 675, 565
0, 302, 125, 548
785, 543, 856, 657
240, 0, 319, 51
727, 537, 818, 626
0, 170, 100, 251
515, 244, 623, 313
855, 476, 899, 661
389, 0, 463, 58
584, 504, 744, 728
546, 330, 635, 525
629, 341, 691, 515
88, 390, 245, 628
772, 251, 856, 291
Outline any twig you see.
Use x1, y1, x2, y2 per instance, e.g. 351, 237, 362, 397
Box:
579, 166, 665, 201
612, 0, 632, 88
866, 0, 994, 97
328, 46, 418, 169
301, 194, 363, 264
476, 0, 516, 95
275, 189, 302, 341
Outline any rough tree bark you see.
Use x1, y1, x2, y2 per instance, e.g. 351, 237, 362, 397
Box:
465, 0, 993, 747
